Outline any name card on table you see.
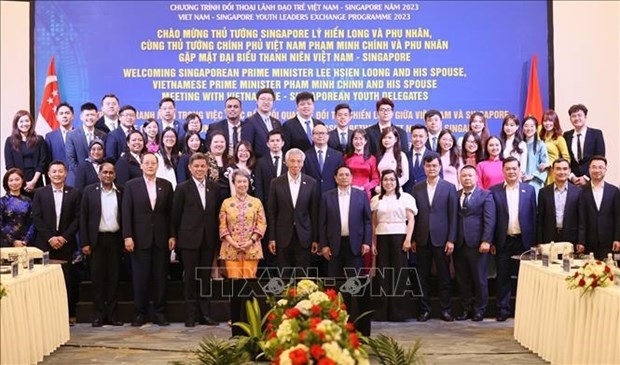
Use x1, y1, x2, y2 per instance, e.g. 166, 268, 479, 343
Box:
562, 257, 571, 272
29, 258, 35, 271
542, 254, 550, 267
11, 261, 19, 277
43, 252, 50, 266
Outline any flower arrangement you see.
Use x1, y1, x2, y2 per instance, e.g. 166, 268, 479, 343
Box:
263, 279, 369, 365
566, 259, 615, 295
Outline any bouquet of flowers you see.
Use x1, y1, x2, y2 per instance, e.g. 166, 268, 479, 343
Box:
566, 259, 615, 295
263, 279, 369, 365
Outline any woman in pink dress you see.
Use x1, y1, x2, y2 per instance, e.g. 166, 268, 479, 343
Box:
344, 129, 379, 200
437, 129, 461, 189
476, 136, 505, 190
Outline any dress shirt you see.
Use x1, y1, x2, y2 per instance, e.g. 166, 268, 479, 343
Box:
553, 184, 568, 229
591, 181, 604, 211
193, 177, 206, 209
161, 120, 175, 130
271, 153, 283, 176
99, 184, 120, 232
430, 133, 439, 151
61, 128, 70, 144
298, 113, 313, 141
505, 183, 521, 235
315, 146, 327, 172
145, 177, 157, 209
121, 125, 133, 136
460, 187, 475, 209
336, 127, 348, 146
571, 127, 588, 163
52, 185, 64, 231
412, 147, 427, 168
104, 116, 118, 131
130, 152, 141, 163
338, 187, 351, 236
259, 113, 273, 131
83, 126, 95, 144
426, 179, 438, 206
287, 172, 301, 208
227, 120, 241, 154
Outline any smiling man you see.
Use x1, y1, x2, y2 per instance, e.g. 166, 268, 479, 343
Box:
281, 92, 324, 152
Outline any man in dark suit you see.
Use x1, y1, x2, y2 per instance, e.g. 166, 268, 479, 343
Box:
303, 124, 344, 194
424, 110, 443, 152
171, 153, 220, 327
255, 129, 288, 205
46, 102, 75, 184
207, 96, 243, 156
537, 158, 581, 247
268, 148, 320, 277
158, 97, 184, 144
407, 124, 441, 193
66, 102, 107, 179
105, 105, 136, 162
79, 161, 123, 327
364, 97, 408, 157
32, 160, 80, 323
241, 88, 282, 158
577, 156, 620, 259
94, 93, 120, 134
122, 153, 174, 326
490, 156, 536, 322
563, 104, 606, 186
327, 103, 354, 153
412, 154, 458, 322
281, 92, 323, 152
319, 165, 371, 277
454, 165, 496, 321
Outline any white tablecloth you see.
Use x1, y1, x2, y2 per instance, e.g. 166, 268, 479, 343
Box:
514, 261, 620, 364
1, 264, 69, 365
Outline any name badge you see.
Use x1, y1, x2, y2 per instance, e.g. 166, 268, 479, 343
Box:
11, 261, 19, 277
29, 258, 35, 271
542, 254, 550, 267
43, 252, 50, 266
562, 257, 571, 272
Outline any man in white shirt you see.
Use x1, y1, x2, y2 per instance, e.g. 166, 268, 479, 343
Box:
241, 88, 282, 158
95, 93, 120, 133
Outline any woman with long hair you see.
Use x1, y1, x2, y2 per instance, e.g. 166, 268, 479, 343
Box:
142, 118, 160, 154
226, 141, 256, 197
182, 113, 206, 153
176, 131, 204, 183
374, 127, 409, 194
500, 114, 527, 173
457, 112, 490, 151
115, 130, 146, 185
206, 130, 231, 200
437, 129, 461, 189
539, 109, 570, 184
476, 136, 505, 190
522, 116, 548, 195
3, 110, 48, 195
0, 168, 35, 247
460, 131, 484, 167
344, 128, 379, 199
156, 127, 180, 190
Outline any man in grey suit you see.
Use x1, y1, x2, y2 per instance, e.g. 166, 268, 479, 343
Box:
66, 102, 106, 179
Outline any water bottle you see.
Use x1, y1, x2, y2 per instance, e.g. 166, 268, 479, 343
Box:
588, 252, 595, 264
605, 253, 617, 268
530, 246, 537, 261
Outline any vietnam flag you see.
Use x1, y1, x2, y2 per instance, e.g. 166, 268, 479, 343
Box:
36, 57, 61, 135
524, 54, 543, 124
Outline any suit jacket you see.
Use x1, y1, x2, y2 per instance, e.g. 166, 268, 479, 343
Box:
65, 128, 107, 170
241, 112, 282, 158
122, 177, 173, 249
74, 162, 100, 192
32, 185, 80, 261
537, 183, 581, 244
327, 128, 354, 153
254, 154, 287, 205
490, 182, 537, 250
95, 116, 112, 134
80, 184, 123, 248
115, 153, 142, 185
158, 119, 185, 144
406, 149, 440, 193
281, 116, 323, 152
45, 129, 75, 185
207, 119, 244, 153
412, 179, 458, 247
268, 173, 319, 248
456, 188, 496, 248
364, 123, 408, 157
563, 128, 605, 178
302, 147, 344, 193
4, 136, 48, 180
171, 179, 220, 250
105, 127, 129, 163
319, 188, 371, 256
578, 182, 620, 249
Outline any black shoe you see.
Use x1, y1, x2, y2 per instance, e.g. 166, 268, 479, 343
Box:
472, 313, 484, 322
154, 315, 170, 326
496, 313, 509, 322
456, 311, 472, 321
131, 315, 146, 327
106, 318, 124, 326
198, 316, 218, 326
417, 312, 431, 322
440, 311, 454, 322
185, 320, 196, 327
92, 318, 104, 327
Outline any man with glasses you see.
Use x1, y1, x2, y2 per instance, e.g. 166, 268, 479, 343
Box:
241, 88, 282, 158
95, 94, 120, 134
365, 97, 408, 157
105, 105, 137, 162
303, 124, 343, 194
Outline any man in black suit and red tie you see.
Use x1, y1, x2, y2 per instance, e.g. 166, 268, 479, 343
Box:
327, 104, 354, 154
79, 161, 124, 327
268, 148, 320, 277
563, 104, 605, 186
32, 160, 80, 324
281, 92, 323, 152
122, 153, 174, 326
577, 156, 620, 259
241, 88, 282, 158
171, 152, 220, 327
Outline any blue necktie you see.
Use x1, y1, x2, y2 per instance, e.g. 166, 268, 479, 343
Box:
305, 120, 312, 142
318, 150, 324, 173
340, 132, 347, 150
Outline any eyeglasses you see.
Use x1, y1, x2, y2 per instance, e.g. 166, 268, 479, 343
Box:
120, 113, 136, 118
378, 108, 393, 113
313, 132, 328, 135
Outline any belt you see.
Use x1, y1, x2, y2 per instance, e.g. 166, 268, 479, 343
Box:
556, 228, 564, 234
507, 234, 521, 238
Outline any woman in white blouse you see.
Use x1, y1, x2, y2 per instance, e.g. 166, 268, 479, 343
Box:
371, 169, 417, 321
500, 114, 527, 173
156, 127, 180, 190
374, 127, 409, 194
438, 129, 461, 189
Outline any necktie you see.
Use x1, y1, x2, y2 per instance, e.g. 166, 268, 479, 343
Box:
318, 150, 324, 173
305, 120, 312, 141
414, 153, 421, 169
576, 133, 583, 161
463, 191, 471, 209
340, 132, 347, 150
432, 137, 437, 151
264, 117, 272, 131
273, 155, 279, 169
232, 126, 239, 150
87, 132, 93, 144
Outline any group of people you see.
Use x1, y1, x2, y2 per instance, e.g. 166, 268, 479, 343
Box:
2, 88, 619, 326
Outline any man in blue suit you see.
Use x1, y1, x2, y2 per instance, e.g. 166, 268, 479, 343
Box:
65, 102, 107, 183
406, 124, 440, 193
105, 105, 137, 162
46, 102, 75, 185
412, 154, 458, 322
303, 124, 343, 194
454, 165, 496, 321
319, 165, 371, 277
563, 104, 605, 186
490, 156, 536, 322
241, 88, 282, 159
281, 92, 323, 152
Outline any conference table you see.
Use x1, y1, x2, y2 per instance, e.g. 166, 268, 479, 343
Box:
0, 264, 70, 364
514, 261, 620, 364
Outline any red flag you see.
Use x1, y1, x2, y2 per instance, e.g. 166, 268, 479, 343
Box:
36, 57, 61, 135
524, 54, 543, 124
